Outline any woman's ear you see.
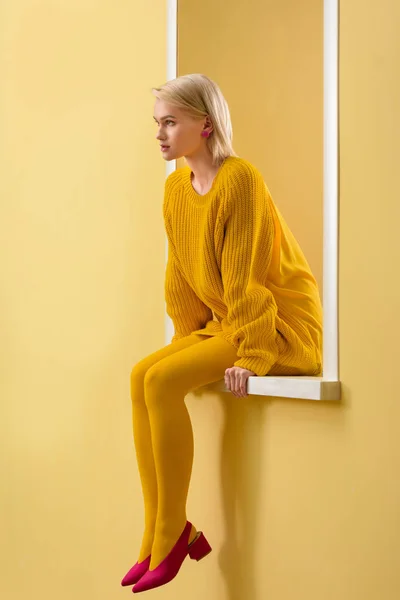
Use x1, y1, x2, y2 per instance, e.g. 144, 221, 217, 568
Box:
204, 117, 213, 134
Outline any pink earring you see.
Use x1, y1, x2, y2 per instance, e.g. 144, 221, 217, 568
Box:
201, 131, 210, 138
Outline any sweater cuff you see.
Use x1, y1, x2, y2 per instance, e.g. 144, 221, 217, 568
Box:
234, 356, 273, 377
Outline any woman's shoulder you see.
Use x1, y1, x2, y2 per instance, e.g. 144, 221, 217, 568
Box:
223, 156, 264, 186
165, 166, 187, 190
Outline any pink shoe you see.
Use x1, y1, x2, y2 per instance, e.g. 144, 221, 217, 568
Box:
121, 555, 151, 586
132, 521, 211, 593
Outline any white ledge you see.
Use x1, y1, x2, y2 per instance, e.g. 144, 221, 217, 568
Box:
200, 376, 341, 401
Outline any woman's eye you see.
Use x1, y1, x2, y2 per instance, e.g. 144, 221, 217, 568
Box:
154, 121, 175, 126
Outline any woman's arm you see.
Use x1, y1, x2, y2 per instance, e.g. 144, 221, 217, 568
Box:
221, 165, 279, 375
163, 179, 213, 342
164, 244, 213, 342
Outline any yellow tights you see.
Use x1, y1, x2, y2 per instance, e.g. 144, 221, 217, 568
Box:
130, 333, 238, 570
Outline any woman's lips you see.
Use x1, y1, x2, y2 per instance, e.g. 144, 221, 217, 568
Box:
160, 145, 170, 152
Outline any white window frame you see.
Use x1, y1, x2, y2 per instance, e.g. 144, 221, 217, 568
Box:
164, 0, 340, 401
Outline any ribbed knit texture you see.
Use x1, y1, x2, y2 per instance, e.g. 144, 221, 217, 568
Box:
163, 156, 323, 377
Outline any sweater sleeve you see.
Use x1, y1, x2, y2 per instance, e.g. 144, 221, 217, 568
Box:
221, 165, 279, 376
163, 179, 213, 343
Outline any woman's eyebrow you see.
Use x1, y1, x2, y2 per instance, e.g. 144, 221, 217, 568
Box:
153, 115, 177, 121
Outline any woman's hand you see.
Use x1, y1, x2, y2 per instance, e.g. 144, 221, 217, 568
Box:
224, 366, 256, 397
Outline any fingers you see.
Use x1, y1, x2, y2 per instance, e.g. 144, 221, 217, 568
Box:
234, 370, 242, 397
225, 368, 248, 397
225, 370, 237, 396
236, 371, 248, 397
224, 370, 237, 396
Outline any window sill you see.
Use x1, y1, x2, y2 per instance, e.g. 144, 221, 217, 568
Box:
200, 376, 341, 401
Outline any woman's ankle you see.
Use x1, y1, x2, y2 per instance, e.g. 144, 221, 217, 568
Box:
149, 520, 197, 568
138, 528, 155, 562
188, 524, 197, 545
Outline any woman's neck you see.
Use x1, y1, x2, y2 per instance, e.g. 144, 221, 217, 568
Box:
184, 151, 222, 195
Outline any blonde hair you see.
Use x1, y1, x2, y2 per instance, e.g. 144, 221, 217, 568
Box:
152, 74, 238, 166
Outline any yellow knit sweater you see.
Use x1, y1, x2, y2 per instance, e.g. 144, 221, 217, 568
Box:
163, 156, 322, 377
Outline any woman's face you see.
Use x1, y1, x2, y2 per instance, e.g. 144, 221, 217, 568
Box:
153, 98, 208, 161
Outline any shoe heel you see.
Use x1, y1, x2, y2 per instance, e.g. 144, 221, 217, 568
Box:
188, 532, 212, 561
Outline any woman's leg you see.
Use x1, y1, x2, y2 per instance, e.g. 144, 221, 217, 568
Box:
144, 335, 238, 569
130, 334, 205, 562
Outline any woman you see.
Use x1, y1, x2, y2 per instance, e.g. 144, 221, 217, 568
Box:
121, 74, 322, 593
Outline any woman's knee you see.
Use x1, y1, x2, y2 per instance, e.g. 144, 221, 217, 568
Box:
144, 363, 177, 410
130, 360, 150, 405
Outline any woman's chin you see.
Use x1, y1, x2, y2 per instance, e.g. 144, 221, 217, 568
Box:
160, 150, 171, 160
160, 147, 184, 162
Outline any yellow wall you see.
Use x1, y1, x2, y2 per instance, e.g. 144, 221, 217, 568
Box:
0, 1, 167, 598
2, 2, 400, 600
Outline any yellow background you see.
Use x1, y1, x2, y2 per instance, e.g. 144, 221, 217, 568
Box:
1, 1, 399, 599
